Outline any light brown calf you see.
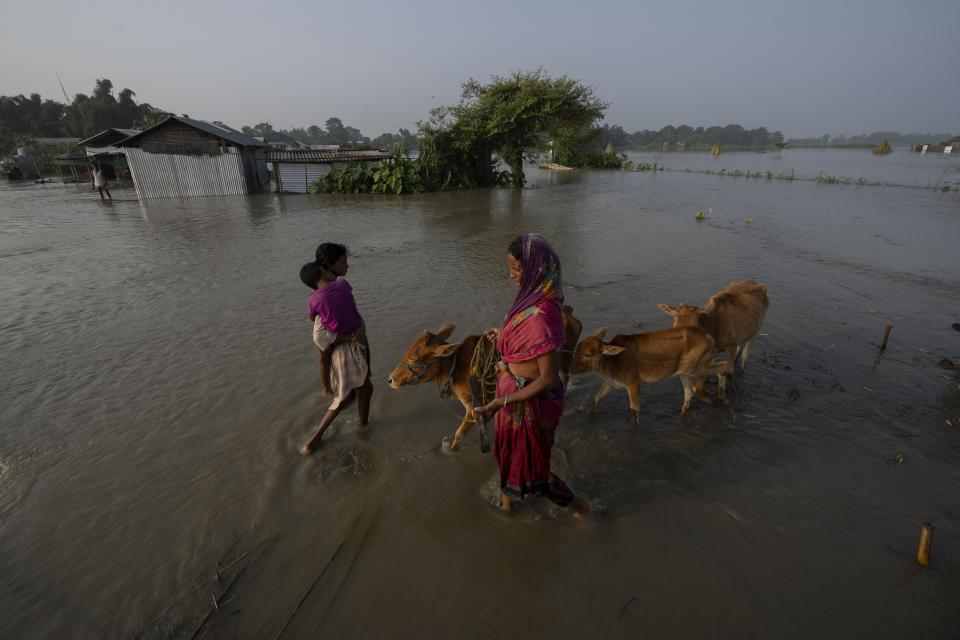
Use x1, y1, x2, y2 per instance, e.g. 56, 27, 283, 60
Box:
658, 280, 769, 387
387, 324, 481, 451
570, 326, 726, 423
388, 308, 583, 451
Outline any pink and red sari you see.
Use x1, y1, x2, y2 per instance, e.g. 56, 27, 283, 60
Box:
494, 234, 573, 506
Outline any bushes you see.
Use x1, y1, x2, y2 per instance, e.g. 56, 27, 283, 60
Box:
308, 153, 425, 194
554, 148, 627, 169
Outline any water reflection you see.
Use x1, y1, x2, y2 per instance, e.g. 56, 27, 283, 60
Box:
1, 157, 959, 638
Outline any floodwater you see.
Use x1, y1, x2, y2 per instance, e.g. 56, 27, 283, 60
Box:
1, 150, 959, 639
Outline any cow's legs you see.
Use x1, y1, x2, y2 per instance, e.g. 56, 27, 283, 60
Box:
449, 414, 476, 450
591, 382, 612, 413
738, 339, 753, 370
717, 348, 736, 405
679, 375, 695, 414
626, 384, 642, 424
694, 376, 714, 404
448, 396, 476, 451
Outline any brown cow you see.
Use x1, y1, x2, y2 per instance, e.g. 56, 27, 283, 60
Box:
657, 280, 769, 390
559, 304, 583, 386
387, 324, 482, 451
388, 308, 584, 451
570, 326, 726, 423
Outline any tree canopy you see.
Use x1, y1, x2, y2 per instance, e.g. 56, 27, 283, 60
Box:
0, 78, 171, 146
450, 70, 607, 187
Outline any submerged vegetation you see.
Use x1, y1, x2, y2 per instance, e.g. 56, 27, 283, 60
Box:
872, 140, 893, 156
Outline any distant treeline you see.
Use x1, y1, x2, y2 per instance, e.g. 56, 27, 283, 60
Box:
3, 79, 955, 157
0, 78, 417, 155
786, 132, 957, 147
584, 124, 785, 151
0, 79, 172, 154
238, 120, 418, 151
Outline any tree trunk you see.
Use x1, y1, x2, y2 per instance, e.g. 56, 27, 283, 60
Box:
509, 148, 525, 189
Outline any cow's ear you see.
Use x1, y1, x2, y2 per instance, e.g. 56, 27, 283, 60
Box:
592, 327, 608, 339
657, 304, 676, 316
601, 345, 625, 356
434, 324, 456, 341
434, 342, 461, 358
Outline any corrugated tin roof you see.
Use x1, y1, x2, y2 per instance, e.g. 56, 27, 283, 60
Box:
117, 116, 266, 148
74, 128, 142, 149
265, 149, 390, 163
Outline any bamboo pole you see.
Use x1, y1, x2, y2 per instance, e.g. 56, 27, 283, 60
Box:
917, 522, 934, 566
880, 324, 893, 352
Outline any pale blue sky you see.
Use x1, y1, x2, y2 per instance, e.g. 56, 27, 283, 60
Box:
2, 0, 957, 137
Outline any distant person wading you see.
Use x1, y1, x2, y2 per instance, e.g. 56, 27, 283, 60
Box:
90, 165, 111, 200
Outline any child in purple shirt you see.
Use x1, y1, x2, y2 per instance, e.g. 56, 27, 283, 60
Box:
298, 243, 373, 455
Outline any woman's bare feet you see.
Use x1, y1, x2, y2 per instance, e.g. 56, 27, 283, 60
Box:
570, 497, 591, 519
501, 494, 513, 511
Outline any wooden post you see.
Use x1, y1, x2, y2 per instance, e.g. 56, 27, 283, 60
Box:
880, 324, 893, 352
917, 522, 934, 566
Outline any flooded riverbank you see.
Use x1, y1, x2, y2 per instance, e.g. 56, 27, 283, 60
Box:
1, 150, 959, 638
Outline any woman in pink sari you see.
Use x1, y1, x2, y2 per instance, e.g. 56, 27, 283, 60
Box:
475, 234, 588, 514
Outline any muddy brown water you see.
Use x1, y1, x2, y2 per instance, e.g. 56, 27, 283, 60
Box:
1, 151, 959, 638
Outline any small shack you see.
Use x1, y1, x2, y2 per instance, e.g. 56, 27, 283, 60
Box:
267, 148, 390, 193
55, 128, 141, 183
117, 117, 268, 199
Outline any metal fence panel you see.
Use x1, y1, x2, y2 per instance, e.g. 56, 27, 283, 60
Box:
124, 148, 247, 199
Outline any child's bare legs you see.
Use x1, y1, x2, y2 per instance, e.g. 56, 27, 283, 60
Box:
356, 340, 373, 426
357, 378, 373, 426
300, 390, 356, 455
319, 347, 334, 397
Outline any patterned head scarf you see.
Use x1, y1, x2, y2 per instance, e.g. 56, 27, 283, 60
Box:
505, 233, 564, 321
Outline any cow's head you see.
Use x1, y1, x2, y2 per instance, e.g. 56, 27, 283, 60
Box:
657, 303, 707, 328
570, 327, 625, 374
387, 324, 461, 389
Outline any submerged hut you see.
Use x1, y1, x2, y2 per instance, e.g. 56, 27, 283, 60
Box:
267, 148, 390, 193
911, 137, 960, 154
116, 117, 268, 199
55, 128, 141, 183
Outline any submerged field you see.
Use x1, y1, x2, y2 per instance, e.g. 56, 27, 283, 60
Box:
1, 149, 959, 638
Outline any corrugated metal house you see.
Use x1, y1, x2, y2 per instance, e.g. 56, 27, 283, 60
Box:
117, 117, 268, 199
267, 148, 389, 193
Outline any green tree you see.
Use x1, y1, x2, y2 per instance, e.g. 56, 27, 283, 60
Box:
447, 70, 607, 188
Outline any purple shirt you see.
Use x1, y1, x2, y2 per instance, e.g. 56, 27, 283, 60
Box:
308, 278, 363, 334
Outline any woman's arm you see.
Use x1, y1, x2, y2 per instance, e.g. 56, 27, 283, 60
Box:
475, 351, 560, 416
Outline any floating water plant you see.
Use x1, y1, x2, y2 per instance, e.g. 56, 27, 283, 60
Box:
745, 218, 753, 224
872, 140, 892, 156
711, 141, 724, 157
695, 211, 705, 220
